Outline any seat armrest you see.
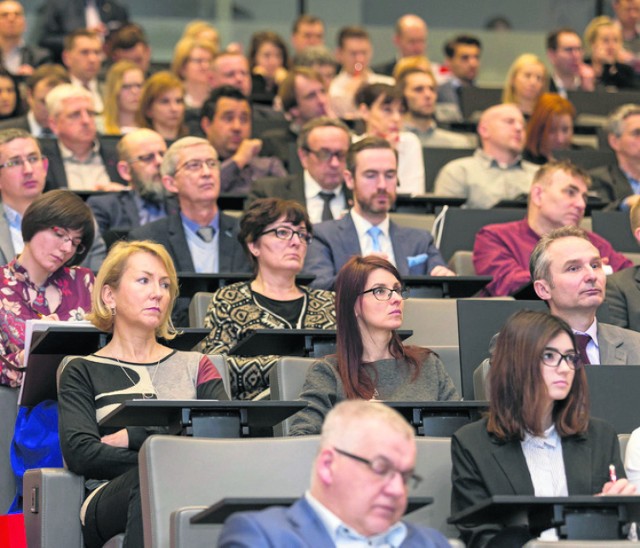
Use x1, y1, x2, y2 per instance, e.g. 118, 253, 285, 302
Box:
170, 506, 220, 548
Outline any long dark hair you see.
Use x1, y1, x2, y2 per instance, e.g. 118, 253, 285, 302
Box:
487, 309, 589, 440
334, 255, 429, 399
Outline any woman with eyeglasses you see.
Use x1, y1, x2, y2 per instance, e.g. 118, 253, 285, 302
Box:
200, 198, 336, 400
0, 190, 95, 386
171, 37, 217, 110
289, 255, 459, 436
451, 310, 635, 548
103, 60, 145, 136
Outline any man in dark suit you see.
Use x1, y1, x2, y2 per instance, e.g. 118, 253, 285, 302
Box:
531, 225, 640, 364
546, 28, 595, 97
0, 1, 50, 76
249, 117, 352, 223
42, 83, 123, 191
303, 136, 453, 289
87, 129, 177, 235
590, 104, 640, 210
372, 14, 428, 77
219, 400, 450, 548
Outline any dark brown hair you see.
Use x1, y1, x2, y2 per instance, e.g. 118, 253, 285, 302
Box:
487, 309, 589, 440
248, 31, 289, 71
334, 255, 429, 399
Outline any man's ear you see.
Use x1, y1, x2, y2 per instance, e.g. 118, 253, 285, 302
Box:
533, 278, 552, 300
529, 183, 544, 208
201, 116, 211, 136
344, 169, 355, 191
117, 160, 132, 183
315, 448, 336, 486
162, 174, 178, 194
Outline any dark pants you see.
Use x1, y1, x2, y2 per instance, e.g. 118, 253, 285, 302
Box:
82, 466, 143, 548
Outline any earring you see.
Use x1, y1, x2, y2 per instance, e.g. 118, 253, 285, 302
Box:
111, 306, 116, 317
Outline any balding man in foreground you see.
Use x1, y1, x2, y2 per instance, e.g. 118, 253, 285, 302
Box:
218, 400, 450, 547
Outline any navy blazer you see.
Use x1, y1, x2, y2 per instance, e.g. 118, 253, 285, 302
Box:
218, 496, 450, 548
303, 212, 446, 290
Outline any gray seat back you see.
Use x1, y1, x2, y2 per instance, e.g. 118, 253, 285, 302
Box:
403, 298, 459, 347
208, 355, 231, 399
269, 356, 315, 436
0, 385, 18, 512
188, 292, 214, 328
139, 435, 321, 548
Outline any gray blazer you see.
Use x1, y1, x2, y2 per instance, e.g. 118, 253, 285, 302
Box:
302, 212, 446, 290
605, 266, 640, 332
598, 320, 640, 364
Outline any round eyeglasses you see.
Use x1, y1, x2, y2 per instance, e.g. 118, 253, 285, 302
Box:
541, 348, 583, 370
360, 286, 410, 301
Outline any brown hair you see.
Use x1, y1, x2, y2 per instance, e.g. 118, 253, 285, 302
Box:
135, 71, 187, 137
487, 309, 589, 439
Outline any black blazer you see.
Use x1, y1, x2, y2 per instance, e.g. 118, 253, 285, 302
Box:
589, 162, 633, 210
451, 417, 624, 548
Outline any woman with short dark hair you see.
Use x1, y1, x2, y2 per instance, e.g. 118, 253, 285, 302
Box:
289, 255, 458, 436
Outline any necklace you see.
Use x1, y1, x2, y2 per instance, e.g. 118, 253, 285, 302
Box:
115, 355, 162, 400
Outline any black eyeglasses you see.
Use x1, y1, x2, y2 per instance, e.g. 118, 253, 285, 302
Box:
334, 447, 422, 489
50, 226, 85, 254
360, 286, 410, 301
130, 151, 164, 165
541, 348, 583, 370
261, 227, 312, 245
304, 147, 347, 163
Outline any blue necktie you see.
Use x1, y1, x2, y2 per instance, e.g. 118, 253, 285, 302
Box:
367, 226, 382, 252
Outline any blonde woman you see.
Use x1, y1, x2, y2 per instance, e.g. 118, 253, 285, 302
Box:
502, 53, 548, 117
171, 37, 217, 110
103, 61, 144, 135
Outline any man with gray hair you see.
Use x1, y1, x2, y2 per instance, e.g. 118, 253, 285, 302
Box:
248, 117, 352, 223
43, 83, 122, 191
531, 225, 640, 364
590, 103, 640, 210
218, 400, 450, 547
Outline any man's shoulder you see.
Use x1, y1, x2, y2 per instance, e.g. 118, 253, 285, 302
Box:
607, 264, 640, 286
86, 191, 132, 207
599, 321, 640, 344
312, 215, 352, 238
478, 219, 526, 237
254, 173, 299, 190
129, 214, 176, 239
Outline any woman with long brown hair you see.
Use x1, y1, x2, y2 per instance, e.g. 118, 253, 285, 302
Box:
451, 310, 635, 548
289, 255, 458, 436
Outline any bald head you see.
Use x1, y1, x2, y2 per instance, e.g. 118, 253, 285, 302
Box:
116, 128, 167, 200
478, 103, 526, 161
394, 14, 427, 58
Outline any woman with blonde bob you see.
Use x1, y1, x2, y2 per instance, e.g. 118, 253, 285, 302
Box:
502, 53, 549, 117
135, 71, 187, 140
58, 240, 228, 547
171, 37, 217, 109
103, 60, 144, 135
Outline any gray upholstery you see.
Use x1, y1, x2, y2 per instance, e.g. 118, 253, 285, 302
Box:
473, 359, 491, 400
389, 212, 436, 233
619, 433, 631, 460
269, 356, 315, 436
208, 354, 231, 399
432, 346, 462, 396
170, 506, 217, 548
403, 298, 459, 347
139, 434, 321, 548
448, 250, 475, 276
0, 385, 18, 513
188, 291, 214, 328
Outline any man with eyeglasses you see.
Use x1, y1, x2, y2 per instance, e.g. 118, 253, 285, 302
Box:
303, 136, 453, 290
248, 117, 352, 224
546, 28, 595, 97
0, 127, 106, 269
531, 225, 640, 364
87, 129, 177, 235
41, 83, 124, 192
219, 399, 450, 547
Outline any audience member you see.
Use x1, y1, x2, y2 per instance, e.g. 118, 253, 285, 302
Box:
0, 188, 95, 382
61, 29, 105, 112
249, 117, 352, 223
434, 103, 537, 208
612, 0, 640, 67
260, 67, 333, 167
171, 36, 216, 110
248, 30, 289, 106
0, 128, 105, 269
605, 200, 640, 330
0, 67, 22, 120
355, 82, 425, 194
452, 309, 635, 548
0, 64, 69, 136
531, 225, 640, 363
106, 23, 153, 76
180, 20, 219, 52
303, 136, 453, 290
329, 26, 394, 120
135, 70, 187, 141
391, 54, 431, 80
502, 53, 548, 117
524, 92, 577, 164
219, 400, 451, 547
584, 16, 637, 90
58, 240, 227, 548
292, 45, 337, 90
590, 103, 640, 209
474, 161, 632, 296
201, 198, 335, 400
291, 255, 458, 436
436, 34, 482, 121
87, 129, 176, 234
0, 0, 49, 76
290, 14, 325, 55
398, 67, 476, 148
44, 84, 123, 191
200, 85, 286, 194
373, 14, 429, 77
102, 60, 143, 135
546, 28, 596, 96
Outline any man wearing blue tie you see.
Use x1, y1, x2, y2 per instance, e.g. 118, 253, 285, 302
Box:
303, 136, 453, 289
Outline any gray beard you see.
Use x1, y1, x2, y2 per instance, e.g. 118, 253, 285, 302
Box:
135, 180, 167, 206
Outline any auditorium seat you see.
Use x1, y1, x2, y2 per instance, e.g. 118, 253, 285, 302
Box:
0, 386, 18, 513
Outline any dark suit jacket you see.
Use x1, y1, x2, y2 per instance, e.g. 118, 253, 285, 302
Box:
218, 496, 450, 548
451, 417, 624, 548
372, 59, 397, 77
39, 137, 123, 192
247, 172, 352, 215
0, 114, 31, 133
260, 126, 297, 169
302, 212, 446, 289
436, 80, 461, 106
589, 162, 633, 209
605, 267, 640, 332
16, 44, 51, 69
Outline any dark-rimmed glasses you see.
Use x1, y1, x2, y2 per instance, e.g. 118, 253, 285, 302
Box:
303, 147, 347, 163
541, 348, 583, 370
50, 226, 85, 255
334, 447, 422, 489
360, 286, 410, 301
261, 227, 312, 245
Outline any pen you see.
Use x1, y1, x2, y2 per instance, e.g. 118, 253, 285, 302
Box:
609, 464, 617, 483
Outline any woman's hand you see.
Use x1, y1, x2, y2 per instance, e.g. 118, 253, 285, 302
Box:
599, 478, 637, 495
101, 429, 129, 448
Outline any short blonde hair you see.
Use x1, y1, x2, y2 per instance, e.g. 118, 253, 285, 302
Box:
502, 53, 548, 104
182, 20, 220, 50
584, 16, 620, 56
171, 37, 217, 78
88, 240, 179, 339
